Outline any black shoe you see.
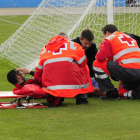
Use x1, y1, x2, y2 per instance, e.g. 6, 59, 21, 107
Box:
57, 98, 64, 106
99, 96, 121, 100
99, 88, 121, 100
76, 98, 88, 105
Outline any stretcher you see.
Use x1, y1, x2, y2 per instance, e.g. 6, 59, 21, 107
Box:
0, 91, 48, 109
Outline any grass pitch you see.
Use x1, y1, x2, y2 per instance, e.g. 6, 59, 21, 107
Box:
1, 15, 140, 140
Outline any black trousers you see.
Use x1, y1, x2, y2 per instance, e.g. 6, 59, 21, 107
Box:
94, 60, 140, 92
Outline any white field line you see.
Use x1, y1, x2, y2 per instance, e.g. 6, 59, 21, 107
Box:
0, 18, 22, 25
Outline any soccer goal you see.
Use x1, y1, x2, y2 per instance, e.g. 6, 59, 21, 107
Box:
0, 0, 140, 70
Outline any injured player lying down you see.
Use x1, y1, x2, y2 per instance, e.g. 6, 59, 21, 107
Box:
15, 68, 106, 98
7, 69, 64, 106
7, 67, 94, 106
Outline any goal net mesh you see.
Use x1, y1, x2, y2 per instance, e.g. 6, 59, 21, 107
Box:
0, 0, 140, 70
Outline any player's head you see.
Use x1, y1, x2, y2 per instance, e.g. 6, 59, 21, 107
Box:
7, 69, 26, 85
101, 24, 118, 38
80, 29, 94, 50
58, 32, 71, 40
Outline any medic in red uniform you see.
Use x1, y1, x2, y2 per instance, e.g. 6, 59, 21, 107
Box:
93, 24, 140, 100
34, 35, 93, 104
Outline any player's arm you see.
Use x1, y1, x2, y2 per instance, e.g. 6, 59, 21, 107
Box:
16, 68, 34, 76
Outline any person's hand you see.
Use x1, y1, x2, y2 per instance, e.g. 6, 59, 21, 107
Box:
16, 68, 31, 75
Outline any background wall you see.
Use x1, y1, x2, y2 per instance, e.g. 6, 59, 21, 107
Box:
1, 0, 138, 8
0, 0, 42, 8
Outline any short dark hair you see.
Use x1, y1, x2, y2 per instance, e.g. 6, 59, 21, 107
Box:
58, 32, 70, 40
80, 29, 94, 41
7, 69, 19, 85
58, 32, 67, 37
101, 24, 118, 35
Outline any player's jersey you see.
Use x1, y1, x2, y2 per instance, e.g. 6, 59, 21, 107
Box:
34, 35, 93, 97
107, 31, 140, 69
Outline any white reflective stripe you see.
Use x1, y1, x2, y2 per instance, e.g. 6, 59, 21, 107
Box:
95, 73, 109, 79
128, 90, 132, 97
124, 93, 128, 97
43, 83, 89, 90
70, 41, 76, 50
123, 91, 132, 97
40, 47, 46, 55
37, 64, 43, 69
107, 35, 116, 40
121, 58, 140, 64
43, 57, 73, 65
93, 66, 104, 73
77, 55, 86, 64
113, 48, 140, 61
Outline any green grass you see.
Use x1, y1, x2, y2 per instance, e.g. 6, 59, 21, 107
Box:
0, 15, 29, 44
0, 58, 15, 90
1, 15, 140, 140
0, 98, 140, 140
0, 15, 29, 91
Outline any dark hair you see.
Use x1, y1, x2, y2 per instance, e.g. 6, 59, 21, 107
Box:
80, 29, 94, 41
101, 24, 118, 35
58, 32, 67, 37
58, 32, 71, 40
7, 69, 19, 85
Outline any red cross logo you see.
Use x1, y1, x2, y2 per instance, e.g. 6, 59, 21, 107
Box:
118, 34, 135, 46
54, 44, 66, 53
48, 43, 67, 55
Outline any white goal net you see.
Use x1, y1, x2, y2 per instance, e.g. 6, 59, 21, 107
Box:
0, 0, 140, 70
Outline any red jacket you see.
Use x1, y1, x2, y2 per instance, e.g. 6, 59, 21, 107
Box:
34, 35, 93, 97
13, 79, 62, 106
13, 79, 47, 98
96, 31, 140, 69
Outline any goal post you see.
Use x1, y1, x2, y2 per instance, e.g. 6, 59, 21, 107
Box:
0, 0, 140, 70
107, 0, 114, 24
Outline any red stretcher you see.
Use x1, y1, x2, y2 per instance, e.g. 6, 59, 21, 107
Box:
0, 91, 48, 109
